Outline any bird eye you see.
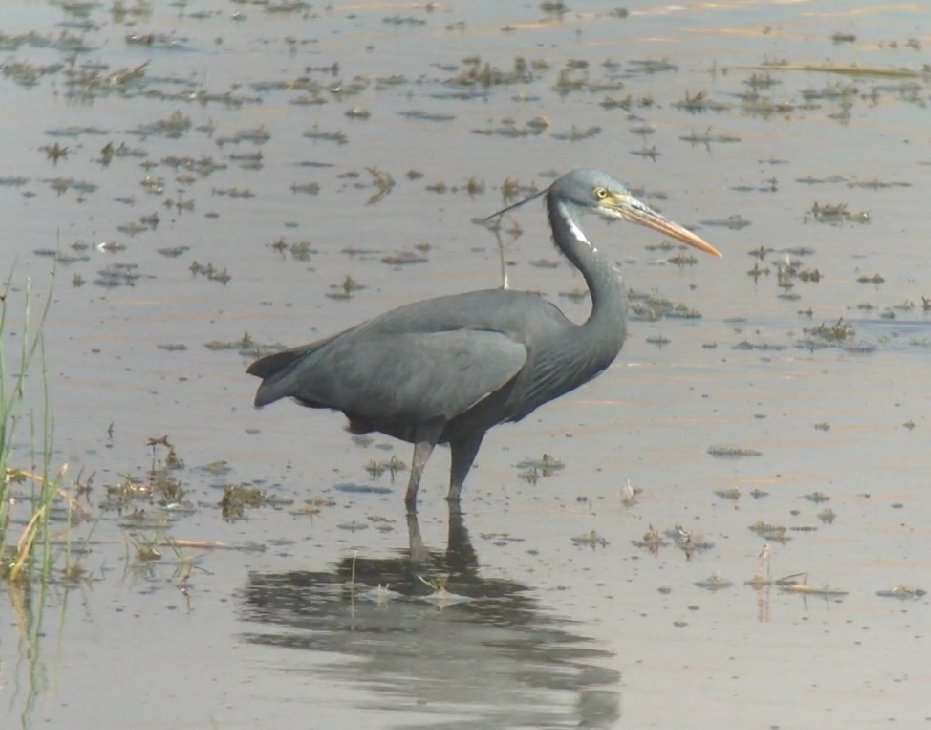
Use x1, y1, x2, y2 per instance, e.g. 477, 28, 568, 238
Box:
594, 187, 608, 200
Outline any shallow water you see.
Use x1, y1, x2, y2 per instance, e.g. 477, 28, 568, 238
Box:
2, 1, 930, 729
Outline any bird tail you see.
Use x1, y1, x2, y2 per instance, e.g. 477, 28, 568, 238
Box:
247, 347, 312, 407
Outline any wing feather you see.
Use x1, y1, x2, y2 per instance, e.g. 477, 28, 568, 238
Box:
254, 329, 527, 423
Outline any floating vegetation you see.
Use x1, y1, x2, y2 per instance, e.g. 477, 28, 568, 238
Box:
217, 125, 271, 146
695, 571, 732, 590
780, 577, 848, 597
570, 530, 609, 547
203, 331, 263, 354
875, 585, 926, 600
629, 292, 702, 321
131, 110, 191, 138
730, 62, 930, 79
398, 110, 456, 122
666, 524, 714, 560
707, 445, 763, 458
189, 261, 231, 284
680, 128, 741, 145
632, 524, 667, 554
365, 167, 395, 205
290, 182, 320, 195
817, 508, 837, 523
675, 90, 729, 112
365, 455, 408, 481
381, 250, 428, 265
269, 238, 318, 261
803, 318, 854, 344
808, 202, 871, 224
212, 187, 254, 199
551, 125, 601, 141
620, 479, 640, 508
94, 263, 149, 288
326, 275, 365, 301
516, 453, 564, 478
220, 484, 267, 520
700, 215, 751, 230
303, 127, 348, 145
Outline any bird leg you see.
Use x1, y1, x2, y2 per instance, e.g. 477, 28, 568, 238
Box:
447, 433, 485, 509
404, 421, 443, 511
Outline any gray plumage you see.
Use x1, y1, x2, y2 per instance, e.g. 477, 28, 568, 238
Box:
248, 169, 721, 510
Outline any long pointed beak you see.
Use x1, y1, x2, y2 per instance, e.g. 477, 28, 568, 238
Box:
612, 194, 722, 257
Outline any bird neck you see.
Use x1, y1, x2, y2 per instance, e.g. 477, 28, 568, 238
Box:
547, 195, 629, 333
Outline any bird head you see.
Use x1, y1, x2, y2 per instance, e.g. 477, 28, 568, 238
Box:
555, 169, 722, 257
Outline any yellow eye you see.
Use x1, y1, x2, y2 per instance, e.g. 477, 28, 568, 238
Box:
594, 187, 608, 200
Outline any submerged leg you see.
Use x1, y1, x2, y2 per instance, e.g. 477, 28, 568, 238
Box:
447, 433, 485, 508
404, 420, 444, 511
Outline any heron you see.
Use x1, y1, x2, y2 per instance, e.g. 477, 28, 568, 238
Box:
247, 168, 721, 511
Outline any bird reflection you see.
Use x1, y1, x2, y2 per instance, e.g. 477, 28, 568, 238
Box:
238, 510, 620, 729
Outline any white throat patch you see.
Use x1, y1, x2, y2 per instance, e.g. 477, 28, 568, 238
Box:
559, 201, 598, 252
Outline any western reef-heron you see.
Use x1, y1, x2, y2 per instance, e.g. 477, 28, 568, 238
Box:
247, 169, 721, 511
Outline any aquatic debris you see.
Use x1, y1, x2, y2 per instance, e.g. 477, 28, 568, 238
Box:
559, 288, 589, 303
365, 167, 395, 205
398, 110, 455, 122
551, 125, 601, 141
94, 263, 151, 288
729, 62, 929, 79
515, 454, 564, 476
220, 484, 268, 520
707, 445, 762, 458
715, 487, 741, 501
125, 32, 186, 50
203, 332, 270, 355
357, 585, 402, 605
816, 508, 837, 524
680, 128, 741, 145
327, 275, 366, 301
632, 524, 667, 554
303, 127, 348, 144
290, 182, 320, 195
808, 202, 871, 224
364, 455, 408, 481
158, 245, 190, 258
700, 215, 751, 229
780, 577, 848, 597
416, 574, 471, 606
695, 571, 732, 590
381, 250, 428, 265
675, 90, 729, 112
189, 261, 231, 284
803, 318, 855, 343
269, 238, 318, 261
570, 530, 609, 547
748, 520, 785, 537
621, 478, 640, 508
875, 585, 926, 600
